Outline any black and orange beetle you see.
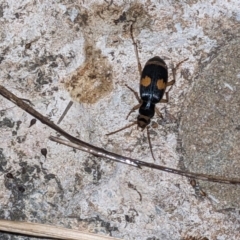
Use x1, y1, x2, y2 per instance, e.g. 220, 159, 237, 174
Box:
125, 55, 188, 127
107, 23, 188, 161
126, 56, 172, 128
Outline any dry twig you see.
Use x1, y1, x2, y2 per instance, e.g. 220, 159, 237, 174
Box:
1, 85, 240, 184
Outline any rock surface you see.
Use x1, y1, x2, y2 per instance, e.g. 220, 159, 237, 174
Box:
0, 0, 240, 239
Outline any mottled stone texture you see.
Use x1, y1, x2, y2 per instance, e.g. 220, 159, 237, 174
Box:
180, 39, 240, 209
0, 0, 240, 240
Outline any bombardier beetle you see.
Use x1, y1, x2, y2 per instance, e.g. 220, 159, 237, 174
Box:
107, 23, 188, 161
126, 56, 188, 127
126, 56, 171, 128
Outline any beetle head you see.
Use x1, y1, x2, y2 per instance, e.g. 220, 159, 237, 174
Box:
137, 115, 151, 129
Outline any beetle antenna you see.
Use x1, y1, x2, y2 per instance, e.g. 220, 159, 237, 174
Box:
106, 121, 137, 136
130, 23, 142, 76
146, 126, 157, 162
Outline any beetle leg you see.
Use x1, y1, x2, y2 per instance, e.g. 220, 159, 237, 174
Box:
165, 80, 176, 96
161, 58, 189, 103
166, 80, 175, 86
125, 84, 142, 119
172, 58, 189, 83
155, 107, 163, 118
106, 121, 137, 136
125, 84, 141, 103
159, 91, 169, 103
126, 103, 142, 120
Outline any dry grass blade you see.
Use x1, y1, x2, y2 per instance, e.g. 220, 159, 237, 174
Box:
0, 219, 120, 240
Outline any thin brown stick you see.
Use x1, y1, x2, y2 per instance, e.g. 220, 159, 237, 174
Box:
57, 100, 73, 124
49, 136, 240, 185
1, 85, 240, 184
0, 219, 119, 240
0, 85, 139, 168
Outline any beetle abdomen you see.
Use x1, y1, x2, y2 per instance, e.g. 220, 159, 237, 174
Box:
140, 56, 168, 104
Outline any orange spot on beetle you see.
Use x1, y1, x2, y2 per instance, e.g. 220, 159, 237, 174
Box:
156, 79, 166, 90
141, 76, 151, 87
